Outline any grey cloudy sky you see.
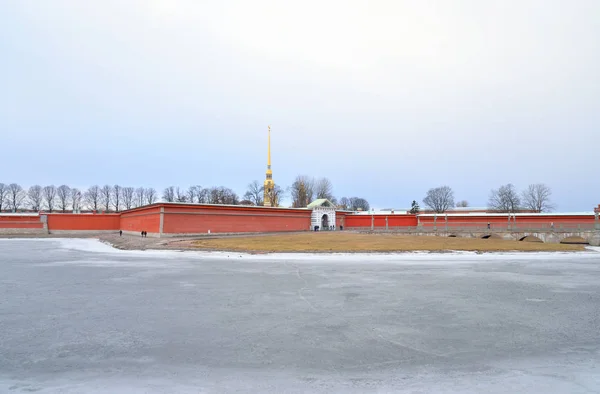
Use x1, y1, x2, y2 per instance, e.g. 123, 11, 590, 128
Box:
1, 1, 598, 211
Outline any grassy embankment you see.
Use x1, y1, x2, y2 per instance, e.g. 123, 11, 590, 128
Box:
191, 232, 585, 253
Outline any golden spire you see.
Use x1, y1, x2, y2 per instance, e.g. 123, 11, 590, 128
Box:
264, 125, 275, 207
267, 125, 271, 169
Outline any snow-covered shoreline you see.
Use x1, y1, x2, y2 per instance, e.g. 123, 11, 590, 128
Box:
2, 237, 599, 262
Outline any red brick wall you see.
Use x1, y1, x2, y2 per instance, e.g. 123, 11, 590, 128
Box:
3, 206, 596, 234
418, 214, 596, 228
162, 204, 311, 234
336, 211, 348, 228
0, 215, 43, 229
46, 213, 120, 231
120, 206, 161, 233
343, 213, 595, 229
344, 214, 418, 228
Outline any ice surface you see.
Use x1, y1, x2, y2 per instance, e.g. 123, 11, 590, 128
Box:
1, 238, 600, 393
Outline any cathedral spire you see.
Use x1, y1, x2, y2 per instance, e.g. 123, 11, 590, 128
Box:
267, 125, 271, 169
264, 125, 275, 207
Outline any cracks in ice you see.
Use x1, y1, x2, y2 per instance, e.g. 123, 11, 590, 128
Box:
286, 260, 445, 372
374, 333, 447, 359
485, 365, 599, 393
295, 265, 319, 313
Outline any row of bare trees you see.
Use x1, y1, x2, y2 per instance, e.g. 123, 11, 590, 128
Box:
488, 183, 555, 213
0, 183, 158, 212
162, 186, 240, 205
286, 176, 370, 210
242, 181, 285, 207
421, 183, 555, 213
84, 185, 158, 212
338, 197, 370, 211
1, 177, 371, 212
289, 176, 336, 208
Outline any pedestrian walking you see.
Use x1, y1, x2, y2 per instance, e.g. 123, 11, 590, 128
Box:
119, 230, 122, 237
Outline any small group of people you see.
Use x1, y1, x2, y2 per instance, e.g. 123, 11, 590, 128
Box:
119, 230, 148, 237
313, 225, 343, 231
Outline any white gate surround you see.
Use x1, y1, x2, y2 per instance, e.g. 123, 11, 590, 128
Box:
310, 206, 336, 230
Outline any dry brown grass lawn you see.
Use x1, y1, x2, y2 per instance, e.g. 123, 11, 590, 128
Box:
191, 232, 585, 253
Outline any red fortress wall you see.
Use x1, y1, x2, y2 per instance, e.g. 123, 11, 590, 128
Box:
120, 206, 161, 235
344, 214, 418, 228
162, 204, 312, 235
1, 204, 597, 236
418, 214, 596, 229
46, 213, 120, 232
0, 215, 44, 229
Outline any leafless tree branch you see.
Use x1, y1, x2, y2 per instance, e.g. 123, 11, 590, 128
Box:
488, 184, 521, 213
423, 186, 455, 213
27, 185, 43, 211
43, 185, 57, 212
57, 185, 71, 212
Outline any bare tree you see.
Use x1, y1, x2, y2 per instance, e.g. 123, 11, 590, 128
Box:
226, 189, 240, 205
349, 197, 370, 211
291, 175, 315, 208
196, 187, 209, 203
244, 181, 264, 206
338, 197, 350, 210
455, 200, 469, 208
100, 185, 112, 212
71, 188, 82, 212
57, 185, 71, 212
145, 188, 157, 204
112, 185, 122, 212
315, 177, 334, 200
27, 185, 43, 211
423, 186, 455, 213
521, 183, 554, 213
122, 187, 135, 210
175, 187, 187, 202
134, 187, 146, 207
7, 183, 25, 212
208, 188, 219, 204
186, 186, 198, 204
163, 186, 175, 202
84, 185, 100, 211
338, 196, 369, 211
265, 185, 284, 207
0, 183, 7, 212
43, 185, 57, 212
208, 186, 239, 205
488, 183, 521, 213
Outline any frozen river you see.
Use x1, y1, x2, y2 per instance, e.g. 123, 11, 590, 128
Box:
1, 239, 600, 393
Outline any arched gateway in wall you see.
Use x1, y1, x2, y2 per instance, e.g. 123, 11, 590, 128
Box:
307, 199, 336, 231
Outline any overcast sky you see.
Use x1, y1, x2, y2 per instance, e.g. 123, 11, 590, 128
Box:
1, 1, 598, 211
